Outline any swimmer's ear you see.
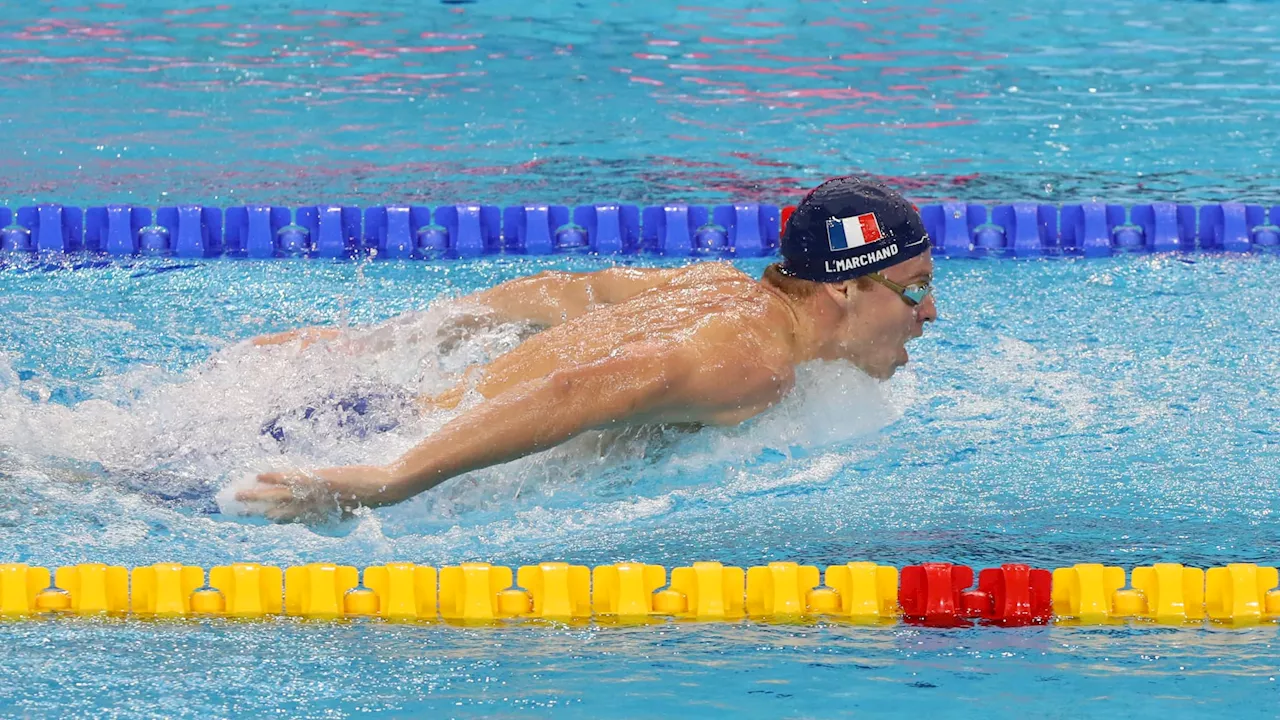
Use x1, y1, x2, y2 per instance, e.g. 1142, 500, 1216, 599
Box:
821, 280, 857, 307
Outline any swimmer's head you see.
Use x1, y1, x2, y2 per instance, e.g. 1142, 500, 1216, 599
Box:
767, 176, 937, 379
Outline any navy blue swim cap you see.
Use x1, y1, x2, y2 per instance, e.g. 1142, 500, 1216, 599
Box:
778, 176, 931, 283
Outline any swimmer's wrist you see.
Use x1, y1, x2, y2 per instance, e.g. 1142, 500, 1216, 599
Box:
381, 461, 440, 501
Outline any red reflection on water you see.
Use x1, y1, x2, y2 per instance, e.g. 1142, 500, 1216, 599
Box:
0, 0, 997, 205
0, 55, 122, 64
398, 45, 477, 54
698, 36, 787, 46
291, 10, 379, 18
667, 63, 829, 78
725, 152, 790, 168
162, 5, 228, 16
824, 119, 977, 130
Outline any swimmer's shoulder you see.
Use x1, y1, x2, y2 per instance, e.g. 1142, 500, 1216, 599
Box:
665, 260, 753, 285
689, 300, 796, 372
679, 315, 797, 420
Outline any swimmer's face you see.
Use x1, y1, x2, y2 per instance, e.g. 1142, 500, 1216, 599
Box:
832, 250, 937, 379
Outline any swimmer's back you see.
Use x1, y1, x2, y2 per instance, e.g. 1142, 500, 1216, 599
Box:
444, 262, 796, 421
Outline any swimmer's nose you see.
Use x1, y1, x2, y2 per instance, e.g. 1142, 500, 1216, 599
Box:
916, 294, 938, 323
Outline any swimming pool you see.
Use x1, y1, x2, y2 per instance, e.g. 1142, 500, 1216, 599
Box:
3, 0, 1280, 717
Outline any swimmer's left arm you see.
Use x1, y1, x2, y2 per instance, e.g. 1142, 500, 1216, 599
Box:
239, 339, 769, 521
391, 342, 691, 490
457, 267, 683, 327
250, 327, 344, 348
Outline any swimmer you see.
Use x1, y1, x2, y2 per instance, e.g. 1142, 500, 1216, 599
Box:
238, 177, 938, 522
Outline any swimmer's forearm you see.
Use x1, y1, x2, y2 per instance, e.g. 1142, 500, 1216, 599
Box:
383, 350, 674, 498
251, 327, 342, 347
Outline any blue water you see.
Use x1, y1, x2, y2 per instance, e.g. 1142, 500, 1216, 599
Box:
2, 254, 1279, 717
2, 0, 1280, 207
3, 0, 1280, 717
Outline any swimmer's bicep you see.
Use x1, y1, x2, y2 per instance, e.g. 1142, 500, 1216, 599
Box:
677, 328, 795, 419
689, 361, 793, 419
557, 342, 702, 425
582, 341, 777, 424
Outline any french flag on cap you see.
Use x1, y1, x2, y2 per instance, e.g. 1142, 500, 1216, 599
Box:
826, 212, 884, 251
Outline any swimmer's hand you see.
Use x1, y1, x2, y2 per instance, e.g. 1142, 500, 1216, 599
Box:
236, 466, 406, 523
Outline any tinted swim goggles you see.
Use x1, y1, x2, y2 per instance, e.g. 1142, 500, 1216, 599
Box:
867, 273, 932, 307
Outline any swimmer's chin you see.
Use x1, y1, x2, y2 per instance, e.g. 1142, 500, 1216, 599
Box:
863, 360, 902, 381
880, 348, 911, 380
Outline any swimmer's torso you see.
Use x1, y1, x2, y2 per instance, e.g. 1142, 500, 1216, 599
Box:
425, 263, 797, 425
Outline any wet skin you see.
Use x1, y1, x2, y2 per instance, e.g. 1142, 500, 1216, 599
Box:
240, 254, 936, 522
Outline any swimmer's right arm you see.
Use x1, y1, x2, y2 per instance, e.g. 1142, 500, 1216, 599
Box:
458, 267, 684, 326
251, 266, 694, 347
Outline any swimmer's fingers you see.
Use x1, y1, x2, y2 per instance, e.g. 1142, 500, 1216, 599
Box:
236, 472, 311, 502
265, 504, 306, 523
264, 495, 342, 524
238, 466, 371, 523
253, 471, 292, 486
235, 485, 293, 503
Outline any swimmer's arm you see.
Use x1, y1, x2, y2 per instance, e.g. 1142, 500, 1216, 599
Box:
248, 266, 684, 346
458, 267, 684, 326
384, 342, 696, 499
250, 327, 343, 348
241, 343, 705, 516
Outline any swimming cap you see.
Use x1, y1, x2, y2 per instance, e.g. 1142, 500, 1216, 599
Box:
778, 176, 931, 283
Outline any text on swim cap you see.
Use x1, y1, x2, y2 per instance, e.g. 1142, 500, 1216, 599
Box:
824, 242, 899, 274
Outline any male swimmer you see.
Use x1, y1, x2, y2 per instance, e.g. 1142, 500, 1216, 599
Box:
238, 176, 938, 521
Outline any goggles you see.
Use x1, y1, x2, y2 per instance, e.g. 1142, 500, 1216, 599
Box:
867, 273, 932, 307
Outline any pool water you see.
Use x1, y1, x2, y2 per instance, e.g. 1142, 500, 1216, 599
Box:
2, 253, 1278, 716
3, 0, 1279, 207
2, 0, 1280, 717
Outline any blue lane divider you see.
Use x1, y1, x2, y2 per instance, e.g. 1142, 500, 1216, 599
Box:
224, 206, 291, 258
158, 206, 223, 258
2, 202, 1278, 259
1131, 203, 1196, 253
990, 204, 1057, 257
574, 204, 640, 254
504, 205, 572, 254
921, 203, 988, 257
11, 205, 84, 253
363, 205, 433, 259
435, 204, 501, 258
0, 207, 23, 252
296, 206, 361, 259
712, 203, 780, 257
642, 204, 710, 255
1060, 203, 1117, 256
86, 206, 150, 255
1200, 203, 1280, 251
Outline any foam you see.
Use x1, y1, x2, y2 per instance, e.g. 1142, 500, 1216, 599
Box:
0, 301, 502, 510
